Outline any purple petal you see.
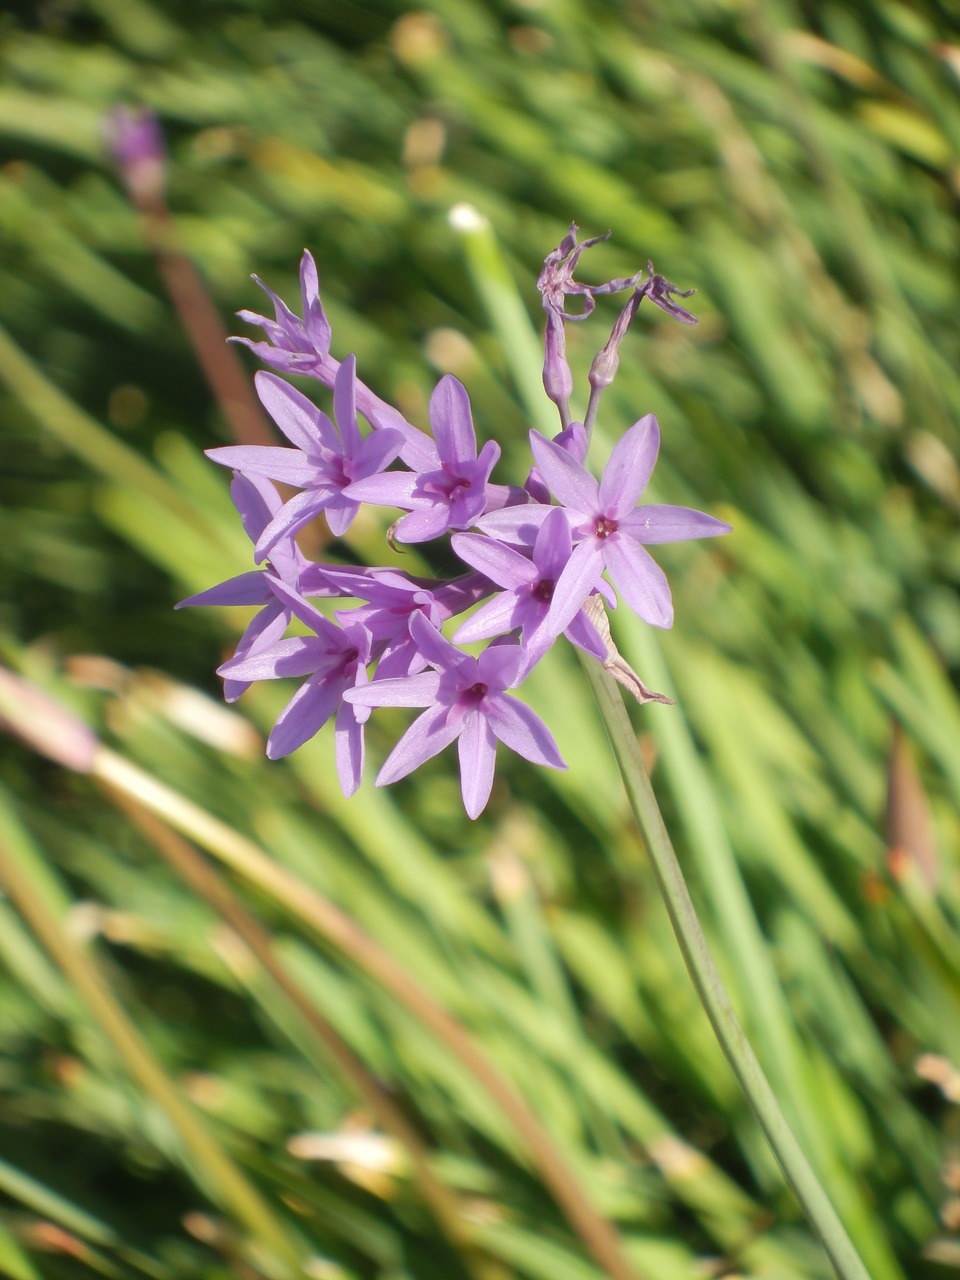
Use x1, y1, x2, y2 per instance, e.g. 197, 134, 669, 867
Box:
408, 611, 471, 676
176, 570, 271, 609
484, 694, 566, 769
376, 703, 461, 785
255, 489, 330, 560
219, 635, 326, 681
323, 495, 360, 538
452, 593, 523, 645
476, 642, 524, 691
344, 671, 441, 708
450, 533, 536, 589
206, 445, 317, 487
354, 428, 405, 480
334, 355, 362, 456
299, 251, 333, 354
563, 608, 608, 662
529, 431, 599, 516
532, 506, 574, 581
544, 540, 605, 639
597, 414, 659, 516
458, 711, 498, 819
255, 373, 339, 453
334, 699, 364, 796
619, 504, 732, 544
343, 470, 418, 508
430, 375, 476, 464
603, 535, 674, 628
235, 598, 290, 658
265, 575, 345, 640
475, 503, 552, 548
231, 472, 281, 543
394, 505, 455, 544
267, 674, 342, 758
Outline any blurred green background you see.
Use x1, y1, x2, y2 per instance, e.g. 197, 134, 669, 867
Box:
1, 1, 959, 1278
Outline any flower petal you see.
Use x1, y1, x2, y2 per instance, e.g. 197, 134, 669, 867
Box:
484, 694, 566, 769
544, 539, 605, 639
597, 414, 659, 516
343, 470, 418, 508
333, 355, 362, 456
452, 593, 523, 645
450, 532, 536, 589
218, 635, 326, 681
458, 711, 498, 819
256, 372, 338, 452
529, 430, 599, 516
394, 504, 455, 544
267, 674, 342, 758
602, 535, 674, 628
255, 489, 330, 560
430, 375, 476, 464
619, 504, 732, 544
176, 570, 270, 609
344, 671, 441, 708
475, 502, 552, 548
206, 445, 317, 487
376, 703, 461, 785
334, 699, 364, 796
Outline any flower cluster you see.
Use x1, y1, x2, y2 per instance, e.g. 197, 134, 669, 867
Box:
180, 227, 730, 817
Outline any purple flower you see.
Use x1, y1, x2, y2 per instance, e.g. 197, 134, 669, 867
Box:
234, 249, 333, 370
343, 613, 565, 819
344, 375, 500, 544
478, 414, 731, 634
205, 356, 404, 557
323, 566, 491, 679
217, 576, 373, 795
234, 251, 435, 471
451, 507, 609, 677
104, 106, 166, 203
175, 472, 339, 702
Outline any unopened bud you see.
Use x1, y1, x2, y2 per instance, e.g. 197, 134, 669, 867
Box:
104, 106, 166, 205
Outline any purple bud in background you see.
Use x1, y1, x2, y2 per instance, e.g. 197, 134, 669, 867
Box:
103, 106, 166, 204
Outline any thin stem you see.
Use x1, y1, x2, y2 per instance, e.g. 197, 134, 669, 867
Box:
578, 653, 873, 1280
91, 746, 644, 1280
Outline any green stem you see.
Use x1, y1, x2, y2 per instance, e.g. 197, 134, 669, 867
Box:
579, 653, 872, 1280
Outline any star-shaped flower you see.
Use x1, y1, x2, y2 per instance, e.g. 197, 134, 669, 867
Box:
175, 472, 338, 702
478, 414, 731, 635
451, 507, 609, 677
322, 565, 489, 679
344, 375, 500, 543
205, 356, 404, 558
217, 576, 373, 796
343, 613, 565, 818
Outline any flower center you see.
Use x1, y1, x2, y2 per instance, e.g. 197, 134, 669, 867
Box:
532, 579, 554, 603
594, 516, 618, 539
423, 466, 469, 503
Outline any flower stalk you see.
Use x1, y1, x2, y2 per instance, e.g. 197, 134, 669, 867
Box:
578, 651, 873, 1280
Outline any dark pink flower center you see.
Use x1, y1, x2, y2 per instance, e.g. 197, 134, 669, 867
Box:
423, 466, 470, 503
594, 516, 618, 539
532, 579, 554, 603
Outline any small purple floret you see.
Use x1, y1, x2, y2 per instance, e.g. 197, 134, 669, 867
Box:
344, 613, 565, 819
